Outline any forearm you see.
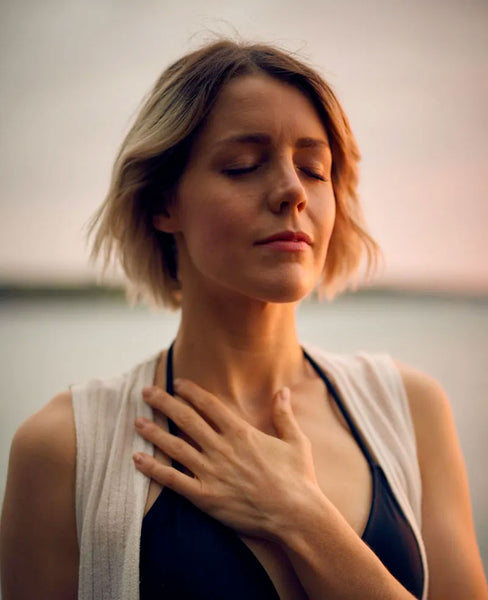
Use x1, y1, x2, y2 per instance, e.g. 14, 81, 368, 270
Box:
273, 484, 416, 600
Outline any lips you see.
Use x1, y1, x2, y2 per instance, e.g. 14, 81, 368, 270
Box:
255, 230, 312, 245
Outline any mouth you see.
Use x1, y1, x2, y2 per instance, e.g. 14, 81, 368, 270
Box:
254, 230, 312, 253
255, 230, 312, 245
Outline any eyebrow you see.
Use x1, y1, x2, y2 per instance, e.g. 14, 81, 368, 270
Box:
215, 133, 329, 149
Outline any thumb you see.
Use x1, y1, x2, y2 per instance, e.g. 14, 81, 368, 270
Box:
272, 387, 302, 442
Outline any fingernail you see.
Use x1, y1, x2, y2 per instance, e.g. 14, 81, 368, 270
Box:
133, 453, 144, 465
142, 387, 153, 398
173, 378, 182, 389
135, 417, 150, 428
279, 387, 290, 403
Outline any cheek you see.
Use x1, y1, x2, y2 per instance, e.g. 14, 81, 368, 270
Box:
326, 200, 336, 239
313, 188, 336, 244
194, 205, 237, 245
180, 191, 247, 264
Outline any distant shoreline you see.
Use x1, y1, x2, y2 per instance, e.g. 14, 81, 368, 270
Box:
0, 283, 125, 301
1, 282, 486, 305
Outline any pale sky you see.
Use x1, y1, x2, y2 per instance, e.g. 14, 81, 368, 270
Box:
0, 0, 487, 292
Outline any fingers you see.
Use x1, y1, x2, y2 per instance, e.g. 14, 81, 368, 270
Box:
173, 379, 239, 433
133, 452, 201, 500
135, 417, 206, 475
142, 387, 218, 450
272, 387, 305, 443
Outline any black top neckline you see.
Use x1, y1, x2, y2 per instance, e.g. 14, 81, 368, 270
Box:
140, 341, 424, 600
164, 340, 378, 472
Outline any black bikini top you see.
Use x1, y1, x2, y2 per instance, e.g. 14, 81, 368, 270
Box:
140, 343, 424, 599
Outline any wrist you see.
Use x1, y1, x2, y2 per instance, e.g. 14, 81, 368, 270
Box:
267, 480, 330, 547
267, 483, 416, 600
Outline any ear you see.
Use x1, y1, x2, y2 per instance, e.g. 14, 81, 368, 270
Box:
152, 206, 180, 234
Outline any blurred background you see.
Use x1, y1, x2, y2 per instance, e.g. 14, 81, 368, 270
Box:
1, 0, 487, 580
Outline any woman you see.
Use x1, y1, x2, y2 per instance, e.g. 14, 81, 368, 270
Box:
1, 39, 486, 600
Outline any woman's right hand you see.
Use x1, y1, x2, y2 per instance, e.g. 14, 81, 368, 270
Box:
133, 380, 322, 542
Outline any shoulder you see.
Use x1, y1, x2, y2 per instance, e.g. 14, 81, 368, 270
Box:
4, 392, 77, 518
11, 390, 76, 475
393, 360, 448, 415
1, 392, 79, 598
392, 366, 488, 597
391, 359, 465, 500
5, 391, 77, 513
392, 360, 453, 470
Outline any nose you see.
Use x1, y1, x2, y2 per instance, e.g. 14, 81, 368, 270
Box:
266, 160, 308, 214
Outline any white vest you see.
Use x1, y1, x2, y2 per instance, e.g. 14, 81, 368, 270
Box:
71, 344, 428, 599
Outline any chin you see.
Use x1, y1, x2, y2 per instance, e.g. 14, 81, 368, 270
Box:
200, 266, 319, 305
250, 279, 314, 304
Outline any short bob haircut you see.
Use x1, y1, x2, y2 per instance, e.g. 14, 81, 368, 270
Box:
88, 38, 380, 310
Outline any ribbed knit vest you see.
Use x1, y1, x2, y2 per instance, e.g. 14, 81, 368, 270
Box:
71, 343, 428, 600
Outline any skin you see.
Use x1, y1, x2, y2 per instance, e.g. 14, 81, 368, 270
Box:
1, 74, 487, 599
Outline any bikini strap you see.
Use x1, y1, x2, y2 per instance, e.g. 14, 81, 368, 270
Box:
167, 342, 377, 468
302, 348, 378, 468
165, 341, 179, 438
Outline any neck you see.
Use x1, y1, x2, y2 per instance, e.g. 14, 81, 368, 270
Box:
170, 289, 310, 420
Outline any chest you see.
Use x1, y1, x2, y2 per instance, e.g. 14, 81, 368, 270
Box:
143, 383, 373, 600
239, 385, 373, 600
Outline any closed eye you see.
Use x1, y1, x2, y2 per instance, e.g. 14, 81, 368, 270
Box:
300, 168, 328, 182
222, 165, 259, 176
222, 165, 328, 181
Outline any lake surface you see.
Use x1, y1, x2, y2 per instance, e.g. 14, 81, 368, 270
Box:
1, 292, 487, 575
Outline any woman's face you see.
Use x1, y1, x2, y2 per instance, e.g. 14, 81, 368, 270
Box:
159, 73, 336, 304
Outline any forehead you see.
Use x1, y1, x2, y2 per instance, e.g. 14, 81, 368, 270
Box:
193, 74, 329, 150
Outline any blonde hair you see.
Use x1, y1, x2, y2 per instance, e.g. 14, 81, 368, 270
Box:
87, 38, 380, 309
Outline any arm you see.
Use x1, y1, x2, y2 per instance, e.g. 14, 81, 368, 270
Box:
395, 361, 488, 600
269, 479, 417, 599
0, 392, 79, 599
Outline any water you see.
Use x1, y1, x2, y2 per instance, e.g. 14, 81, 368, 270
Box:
1, 292, 487, 575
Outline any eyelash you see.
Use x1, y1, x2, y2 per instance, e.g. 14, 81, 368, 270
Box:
223, 165, 327, 182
